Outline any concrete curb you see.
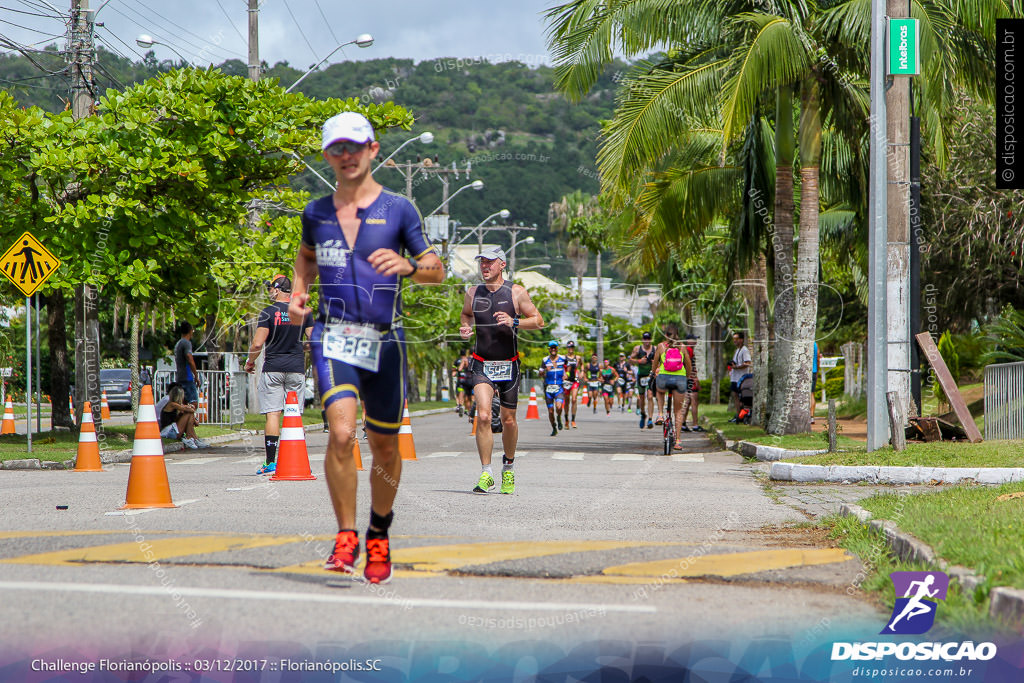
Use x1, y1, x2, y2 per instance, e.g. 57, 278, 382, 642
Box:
736, 440, 827, 461
700, 416, 733, 450
772, 462, 1024, 485
839, 503, 1023, 632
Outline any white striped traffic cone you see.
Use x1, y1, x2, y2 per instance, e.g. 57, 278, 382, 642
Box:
1, 398, 15, 435
121, 385, 175, 509
73, 401, 103, 471
100, 391, 111, 420
525, 387, 540, 420
270, 391, 315, 481
398, 400, 417, 460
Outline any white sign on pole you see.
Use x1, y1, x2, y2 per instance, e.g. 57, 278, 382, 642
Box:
820, 356, 841, 369
0, 367, 12, 377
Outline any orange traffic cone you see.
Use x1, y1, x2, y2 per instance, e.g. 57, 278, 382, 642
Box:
74, 401, 103, 472
398, 400, 417, 460
525, 387, 540, 420
271, 391, 315, 481
352, 436, 364, 471
121, 385, 175, 509
196, 393, 208, 423
581, 391, 589, 406
69, 395, 76, 425
100, 391, 111, 420
1, 398, 15, 435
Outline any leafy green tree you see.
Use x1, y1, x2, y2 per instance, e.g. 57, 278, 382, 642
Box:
1, 69, 414, 424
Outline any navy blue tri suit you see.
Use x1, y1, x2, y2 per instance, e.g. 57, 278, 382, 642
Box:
303, 189, 436, 434
541, 355, 566, 407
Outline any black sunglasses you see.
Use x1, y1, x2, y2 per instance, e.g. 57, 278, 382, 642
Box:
325, 141, 369, 156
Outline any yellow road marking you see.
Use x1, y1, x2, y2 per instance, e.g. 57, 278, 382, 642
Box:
602, 548, 852, 578
272, 540, 681, 575
1, 535, 310, 566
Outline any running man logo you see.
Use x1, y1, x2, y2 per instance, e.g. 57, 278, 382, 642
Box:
881, 571, 949, 635
0, 232, 60, 297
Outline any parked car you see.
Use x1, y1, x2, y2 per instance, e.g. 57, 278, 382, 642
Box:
99, 368, 132, 410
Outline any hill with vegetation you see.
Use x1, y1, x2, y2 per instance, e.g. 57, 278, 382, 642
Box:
1, 48, 625, 277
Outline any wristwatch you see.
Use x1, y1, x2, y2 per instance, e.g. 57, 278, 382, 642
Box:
512, 317, 520, 329
406, 258, 419, 277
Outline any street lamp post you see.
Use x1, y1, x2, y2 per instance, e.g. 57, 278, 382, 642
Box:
285, 34, 374, 93
462, 208, 510, 254
508, 236, 534, 277
135, 34, 190, 64
374, 132, 434, 173
424, 179, 484, 266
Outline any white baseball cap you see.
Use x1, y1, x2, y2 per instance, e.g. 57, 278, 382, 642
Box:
474, 246, 507, 262
321, 112, 376, 150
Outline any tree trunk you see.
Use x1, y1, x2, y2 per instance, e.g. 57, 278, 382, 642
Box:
46, 290, 74, 430
768, 85, 796, 434
74, 284, 102, 430
751, 255, 771, 427
425, 366, 433, 403
130, 312, 140, 418
776, 78, 823, 435
406, 365, 421, 404
710, 320, 723, 405
595, 251, 604, 362
435, 365, 445, 401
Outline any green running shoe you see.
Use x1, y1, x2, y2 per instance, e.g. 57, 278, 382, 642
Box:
473, 471, 495, 493
500, 469, 515, 494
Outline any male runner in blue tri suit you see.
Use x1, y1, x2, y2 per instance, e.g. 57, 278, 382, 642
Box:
540, 340, 566, 436
289, 112, 444, 584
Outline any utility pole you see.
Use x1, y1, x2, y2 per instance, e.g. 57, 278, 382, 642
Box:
247, 0, 259, 81
887, 0, 911, 422
596, 252, 604, 363
69, 0, 102, 431
867, 0, 889, 450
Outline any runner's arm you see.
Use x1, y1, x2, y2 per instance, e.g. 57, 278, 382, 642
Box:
512, 285, 544, 330
651, 344, 663, 377
459, 287, 475, 339
289, 244, 317, 325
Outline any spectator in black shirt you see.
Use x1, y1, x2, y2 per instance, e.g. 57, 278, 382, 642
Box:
245, 275, 314, 475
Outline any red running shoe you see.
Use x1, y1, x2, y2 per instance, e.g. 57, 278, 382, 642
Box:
364, 536, 392, 584
325, 530, 359, 573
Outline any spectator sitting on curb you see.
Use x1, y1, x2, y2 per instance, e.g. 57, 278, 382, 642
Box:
155, 382, 209, 449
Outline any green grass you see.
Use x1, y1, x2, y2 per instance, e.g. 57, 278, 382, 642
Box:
788, 440, 1024, 468
701, 403, 864, 452
823, 513, 1014, 637
854, 483, 1024, 591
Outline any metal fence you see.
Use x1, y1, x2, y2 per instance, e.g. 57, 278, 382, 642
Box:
984, 361, 1024, 441
153, 371, 247, 426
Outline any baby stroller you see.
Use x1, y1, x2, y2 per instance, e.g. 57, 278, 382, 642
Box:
736, 373, 754, 425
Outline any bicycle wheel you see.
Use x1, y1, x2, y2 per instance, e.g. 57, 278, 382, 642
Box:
662, 397, 673, 455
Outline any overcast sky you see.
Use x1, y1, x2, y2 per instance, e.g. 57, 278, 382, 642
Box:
2, 0, 556, 69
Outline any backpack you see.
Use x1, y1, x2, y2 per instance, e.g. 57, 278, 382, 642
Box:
664, 346, 684, 372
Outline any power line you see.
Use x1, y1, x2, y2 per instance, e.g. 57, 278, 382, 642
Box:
0, 3, 61, 17
281, 0, 317, 62
95, 23, 144, 62
0, 15, 64, 34
313, 0, 339, 44
214, 0, 245, 46
120, 0, 243, 60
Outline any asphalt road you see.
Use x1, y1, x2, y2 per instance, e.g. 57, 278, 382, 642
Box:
0, 402, 886, 678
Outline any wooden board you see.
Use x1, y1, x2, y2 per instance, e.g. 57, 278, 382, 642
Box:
914, 332, 983, 443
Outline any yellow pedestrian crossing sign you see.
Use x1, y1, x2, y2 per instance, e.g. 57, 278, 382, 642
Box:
1, 231, 60, 297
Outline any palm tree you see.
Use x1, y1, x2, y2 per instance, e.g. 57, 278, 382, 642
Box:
545, 0, 1006, 433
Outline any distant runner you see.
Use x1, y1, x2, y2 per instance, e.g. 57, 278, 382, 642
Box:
560, 340, 581, 429
630, 331, 656, 429
585, 353, 602, 413
540, 340, 566, 436
460, 246, 544, 494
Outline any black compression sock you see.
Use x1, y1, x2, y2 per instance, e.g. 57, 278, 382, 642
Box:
369, 509, 394, 536
264, 436, 279, 464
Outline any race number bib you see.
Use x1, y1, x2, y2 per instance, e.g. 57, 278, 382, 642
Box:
323, 323, 382, 372
562, 380, 573, 390
545, 384, 561, 394
616, 378, 625, 386
483, 360, 513, 382
588, 381, 599, 390
603, 383, 613, 393
639, 376, 650, 388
